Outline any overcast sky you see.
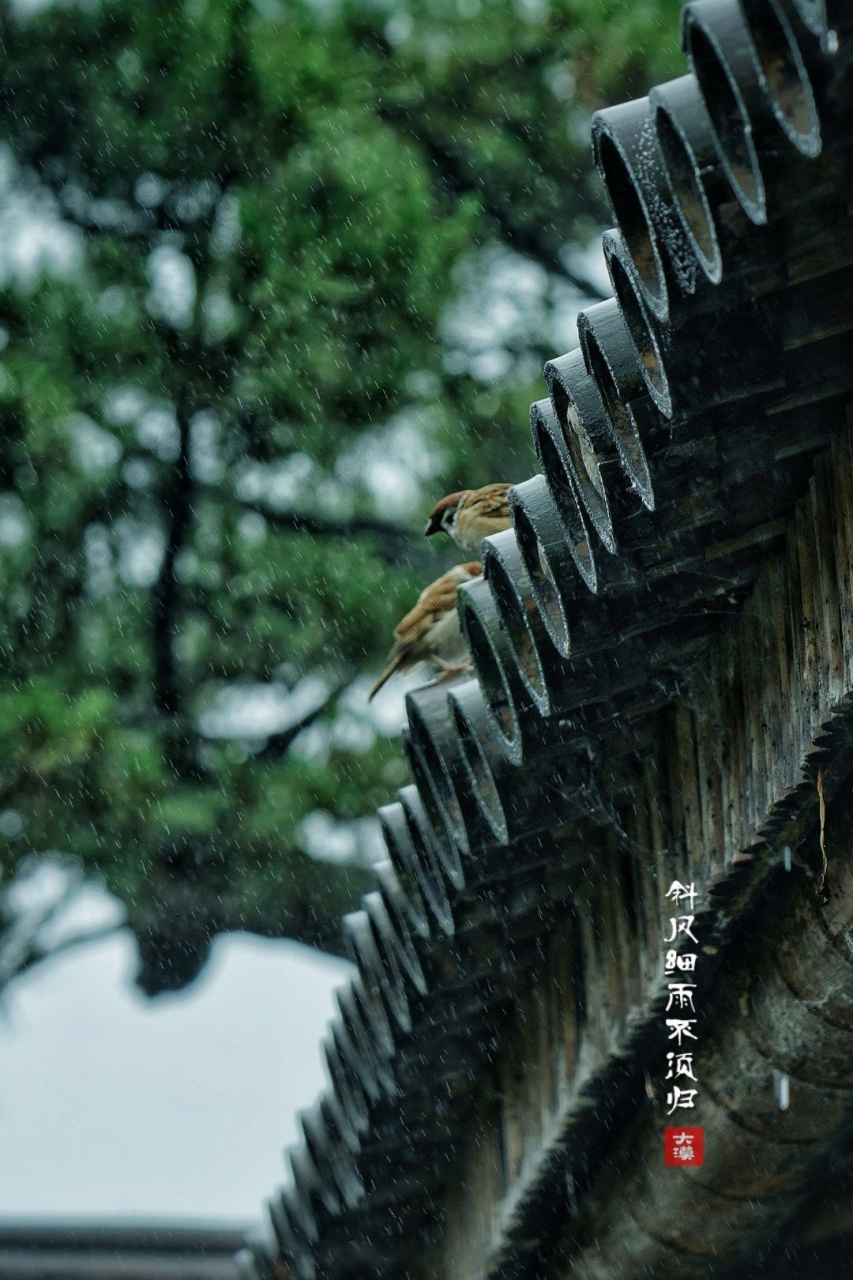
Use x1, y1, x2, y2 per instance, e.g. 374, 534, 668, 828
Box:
0, 914, 351, 1224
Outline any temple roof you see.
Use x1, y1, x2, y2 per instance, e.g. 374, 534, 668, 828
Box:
239, 4, 853, 1278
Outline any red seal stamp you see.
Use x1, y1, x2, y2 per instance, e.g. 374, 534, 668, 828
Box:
664, 1127, 704, 1166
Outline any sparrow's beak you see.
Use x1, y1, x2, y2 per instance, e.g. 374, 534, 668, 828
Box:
424, 515, 441, 537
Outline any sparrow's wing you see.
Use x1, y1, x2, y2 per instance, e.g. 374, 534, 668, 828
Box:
368, 564, 479, 701
394, 569, 467, 646
467, 483, 512, 517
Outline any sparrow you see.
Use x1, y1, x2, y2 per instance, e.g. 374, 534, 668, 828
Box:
368, 562, 481, 701
424, 483, 513, 552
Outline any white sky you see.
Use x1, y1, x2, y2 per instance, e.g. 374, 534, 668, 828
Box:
0, 924, 352, 1223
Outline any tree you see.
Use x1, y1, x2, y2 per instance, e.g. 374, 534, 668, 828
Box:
0, 0, 684, 994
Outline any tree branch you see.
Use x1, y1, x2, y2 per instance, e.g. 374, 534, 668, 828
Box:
196, 489, 446, 571
380, 114, 609, 301
242, 503, 416, 544
0, 923, 124, 999
242, 501, 452, 573
152, 400, 194, 721
0, 868, 124, 1001
128, 865, 370, 994
37, 171, 227, 248
256, 678, 351, 761
0, 876, 84, 986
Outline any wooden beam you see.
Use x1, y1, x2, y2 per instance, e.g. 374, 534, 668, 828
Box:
426, 413, 853, 1280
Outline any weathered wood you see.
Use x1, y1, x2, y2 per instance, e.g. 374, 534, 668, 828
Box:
561, 803, 853, 1279
592, 94, 694, 323
510, 473, 590, 650
652, 74, 853, 295
533, 341, 848, 600
695, 658, 727, 869
577, 299, 656, 502
405, 685, 482, 867
267, 9, 853, 1275
832, 420, 853, 689
408, 422, 853, 1280
683, 0, 819, 223
378, 794, 454, 937
811, 452, 845, 708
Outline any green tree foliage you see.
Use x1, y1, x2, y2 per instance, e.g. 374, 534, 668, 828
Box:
0, 0, 683, 992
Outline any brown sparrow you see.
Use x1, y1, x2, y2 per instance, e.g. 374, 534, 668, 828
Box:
424, 483, 513, 552
369, 562, 481, 701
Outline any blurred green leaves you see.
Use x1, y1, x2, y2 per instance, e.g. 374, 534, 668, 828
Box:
0, 0, 684, 989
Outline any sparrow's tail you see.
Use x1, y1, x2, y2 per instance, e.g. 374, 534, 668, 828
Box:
368, 658, 399, 702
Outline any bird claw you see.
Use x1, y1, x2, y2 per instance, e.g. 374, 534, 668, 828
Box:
427, 660, 473, 687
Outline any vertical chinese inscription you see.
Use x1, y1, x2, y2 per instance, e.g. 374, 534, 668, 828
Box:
662, 879, 703, 1166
